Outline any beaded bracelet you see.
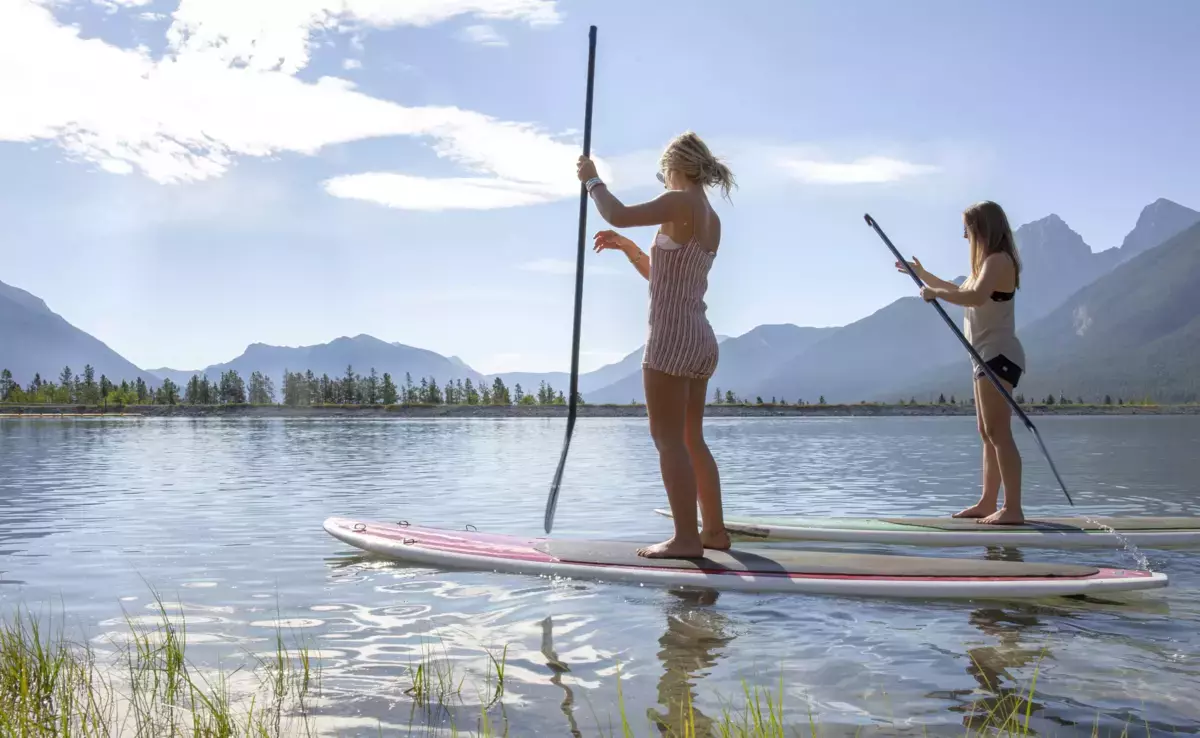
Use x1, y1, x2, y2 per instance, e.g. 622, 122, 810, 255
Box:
584, 177, 603, 193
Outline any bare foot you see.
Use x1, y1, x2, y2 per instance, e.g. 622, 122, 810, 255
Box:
636, 537, 704, 559
977, 508, 1025, 525
701, 528, 731, 551
952, 503, 997, 519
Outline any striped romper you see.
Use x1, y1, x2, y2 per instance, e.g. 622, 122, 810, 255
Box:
641, 230, 720, 379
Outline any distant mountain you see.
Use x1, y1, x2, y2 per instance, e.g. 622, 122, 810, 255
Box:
1110, 197, 1200, 265
147, 367, 201, 387
585, 325, 836, 404
1015, 215, 1109, 326
492, 335, 732, 401
1015, 200, 1199, 326
888, 220, 1200, 403
751, 296, 966, 405
0, 278, 155, 387
172, 334, 487, 390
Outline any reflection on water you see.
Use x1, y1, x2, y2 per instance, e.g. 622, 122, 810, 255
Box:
647, 590, 731, 736
1, 415, 1199, 735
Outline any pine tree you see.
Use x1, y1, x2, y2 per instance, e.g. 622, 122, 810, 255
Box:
157, 378, 180, 405
464, 378, 478, 405
427, 377, 443, 404
819, 395, 826, 405
381, 373, 398, 405
0, 369, 13, 401
1104, 394, 1113, 405
725, 390, 736, 404
713, 386, 721, 404
492, 377, 510, 405
404, 372, 415, 404
514, 383, 525, 404
481, 384, 492, 404
366, 368, 380, 404
186, 375, 202, 404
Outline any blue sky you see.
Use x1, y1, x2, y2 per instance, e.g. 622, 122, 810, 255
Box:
2, 0, 1198, 374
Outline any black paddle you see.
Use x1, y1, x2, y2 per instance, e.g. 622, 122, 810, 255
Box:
863, 213, 1074, 507
544, 25, 598, 535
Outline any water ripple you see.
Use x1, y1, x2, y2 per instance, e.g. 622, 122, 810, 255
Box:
1, 415, 1199, 735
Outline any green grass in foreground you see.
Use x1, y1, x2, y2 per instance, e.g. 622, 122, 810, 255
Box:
2, 591, 1139, 737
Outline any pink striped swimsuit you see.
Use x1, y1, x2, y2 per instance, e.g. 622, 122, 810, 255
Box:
641, 230, 719, 379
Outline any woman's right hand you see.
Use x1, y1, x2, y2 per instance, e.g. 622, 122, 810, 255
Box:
896, 255, 926, 279
594, 230, 636, 255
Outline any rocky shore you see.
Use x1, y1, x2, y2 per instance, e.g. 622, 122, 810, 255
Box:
3, 402, 1197, 418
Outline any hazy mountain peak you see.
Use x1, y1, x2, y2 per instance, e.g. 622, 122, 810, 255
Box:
1118, 198, 1200, 261
0, 278, 54, 317
1015, 214, 1089, 256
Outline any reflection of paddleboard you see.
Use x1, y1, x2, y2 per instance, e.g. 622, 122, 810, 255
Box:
322, 517, 1166, 599
654, 508, 1200, 549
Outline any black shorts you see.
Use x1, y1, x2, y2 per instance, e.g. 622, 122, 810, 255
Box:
975, 353, 1023, 388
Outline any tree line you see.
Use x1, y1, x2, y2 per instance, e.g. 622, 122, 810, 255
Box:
0, 366, 1160, 408
0, 366, 574, 407
0, 366, 177, 405
274, 367, 570, 407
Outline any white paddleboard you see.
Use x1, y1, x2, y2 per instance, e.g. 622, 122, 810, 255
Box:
654, 509, 1200, 549
323, 517, 1167, 600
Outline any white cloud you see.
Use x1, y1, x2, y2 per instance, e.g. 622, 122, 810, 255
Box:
92, 0, 153, 10
779, 156, 940, 184
519, 258, 616, 275
0, 0, 579, 205
162, 0, 557, 74
342, 58, 362, 70
325, 173, 562, 210
460, 24, 507, 47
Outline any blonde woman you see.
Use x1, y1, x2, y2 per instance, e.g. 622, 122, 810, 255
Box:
897, 201, 1027, 525
575, 132, 734, 558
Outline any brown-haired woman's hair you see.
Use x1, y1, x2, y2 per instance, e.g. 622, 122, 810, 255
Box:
963, 200, 1021, 289
659, 131, 736, 201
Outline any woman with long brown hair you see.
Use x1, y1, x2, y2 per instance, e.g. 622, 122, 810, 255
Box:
575, 131, 734, 557
896, 201, 1027, 525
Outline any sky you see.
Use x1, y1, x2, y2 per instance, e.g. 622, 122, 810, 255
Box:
2, 0, 1199, 374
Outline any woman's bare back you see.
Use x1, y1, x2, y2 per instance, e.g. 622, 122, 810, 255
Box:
660, 192, 720, 255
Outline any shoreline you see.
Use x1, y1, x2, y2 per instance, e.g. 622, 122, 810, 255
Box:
2, 402, 1197, 418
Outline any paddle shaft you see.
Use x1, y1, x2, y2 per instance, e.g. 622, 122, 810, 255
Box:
862, 213, 1074, 507
545, 26, 598, 534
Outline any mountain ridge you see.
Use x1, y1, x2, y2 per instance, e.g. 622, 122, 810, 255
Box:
5, 198, 1198, 405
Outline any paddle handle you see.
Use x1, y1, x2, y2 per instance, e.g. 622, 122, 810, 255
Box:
544, 25, 598, 534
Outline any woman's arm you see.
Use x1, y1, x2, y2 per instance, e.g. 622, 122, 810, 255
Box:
924, 255, 1006, 307
920, 271, 959, 291
622, 243, 651, 281
898, 257, 957, 291
587, 181, 689, 229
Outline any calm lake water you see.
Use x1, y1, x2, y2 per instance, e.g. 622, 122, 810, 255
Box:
1, 415, 1198, 736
